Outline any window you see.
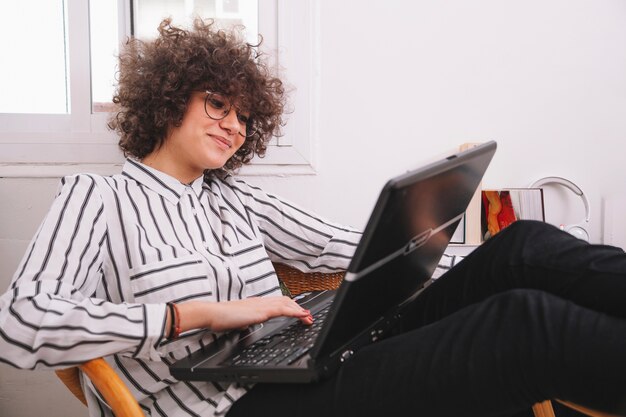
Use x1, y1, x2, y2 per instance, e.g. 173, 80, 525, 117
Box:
91, 0, 260, 113
0, 0, 69, 114
133, 0, 259, 42
90, 0, 121, 113
0, 0, 317, 177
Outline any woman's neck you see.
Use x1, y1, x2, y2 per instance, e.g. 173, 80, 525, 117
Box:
142, 148, 203, 185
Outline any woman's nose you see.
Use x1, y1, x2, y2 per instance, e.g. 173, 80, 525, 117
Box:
219, 108, 240, 135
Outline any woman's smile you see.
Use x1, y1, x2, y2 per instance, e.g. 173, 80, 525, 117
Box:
209, 133, 233, 149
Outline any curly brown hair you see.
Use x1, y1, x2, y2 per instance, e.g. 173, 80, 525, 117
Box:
108, 18, 285, 175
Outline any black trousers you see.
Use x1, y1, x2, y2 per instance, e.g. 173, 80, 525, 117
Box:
228, 221, 626, 417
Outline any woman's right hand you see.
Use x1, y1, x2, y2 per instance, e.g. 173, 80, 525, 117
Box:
172, 297, 313, 335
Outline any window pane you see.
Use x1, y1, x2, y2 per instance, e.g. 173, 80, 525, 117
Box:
132, 0, 259, 43
0, 0, 68, 114
89, 0, 259, 114
90, 0, 120, 112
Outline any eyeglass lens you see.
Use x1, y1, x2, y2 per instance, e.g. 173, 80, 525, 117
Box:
204, 91, 257, 137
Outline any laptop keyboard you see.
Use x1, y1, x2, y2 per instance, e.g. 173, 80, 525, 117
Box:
222, 305, 331, 367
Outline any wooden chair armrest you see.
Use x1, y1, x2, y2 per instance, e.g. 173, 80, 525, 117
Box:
55, 366, 88, 406
79, 358, 144, 417
556, 400, 622, 417
56, 358, 144, 416
532, 400, 556, 417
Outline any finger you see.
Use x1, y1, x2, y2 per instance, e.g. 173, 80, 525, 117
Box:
299, 314, 314, 326
282, 302, 311, 320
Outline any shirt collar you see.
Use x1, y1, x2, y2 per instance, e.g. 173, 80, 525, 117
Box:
122, 159, 205, 203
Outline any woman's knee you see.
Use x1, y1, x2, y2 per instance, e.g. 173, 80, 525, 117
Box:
502, 219, 555, 236
493, 220, 562, 247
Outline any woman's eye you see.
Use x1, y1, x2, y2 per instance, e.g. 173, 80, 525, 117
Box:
209, 98, 227, 110
238, 114, 250, 124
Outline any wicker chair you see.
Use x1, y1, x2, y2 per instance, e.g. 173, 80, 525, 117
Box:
55, 264, 611, 417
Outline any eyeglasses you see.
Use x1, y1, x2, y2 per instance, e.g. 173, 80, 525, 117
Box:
203, 90, 257, 138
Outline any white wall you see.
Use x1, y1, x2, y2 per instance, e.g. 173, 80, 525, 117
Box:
0, 178, 87, 417
257, 0, 626, 242
1, 1, 625, 415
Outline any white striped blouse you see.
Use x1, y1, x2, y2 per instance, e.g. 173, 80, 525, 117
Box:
0, 159, 362, 416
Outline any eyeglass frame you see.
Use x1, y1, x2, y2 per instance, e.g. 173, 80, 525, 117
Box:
201, 90, 257, 138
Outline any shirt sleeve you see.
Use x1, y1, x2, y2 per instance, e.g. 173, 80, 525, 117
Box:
225, 178, 362, 273
0, 174, 167, 370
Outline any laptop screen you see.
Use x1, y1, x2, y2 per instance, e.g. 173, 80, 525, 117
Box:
314, 142, 496, 359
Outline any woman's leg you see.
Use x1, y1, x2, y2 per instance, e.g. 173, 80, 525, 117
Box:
406, 220, 626, 329
228, 289, 626, 417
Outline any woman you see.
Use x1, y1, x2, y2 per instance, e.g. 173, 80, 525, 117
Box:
0, 18, 359, 416
2, 18, 626, 417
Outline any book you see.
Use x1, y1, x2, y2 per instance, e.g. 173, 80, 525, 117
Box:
480, 188, 545, 240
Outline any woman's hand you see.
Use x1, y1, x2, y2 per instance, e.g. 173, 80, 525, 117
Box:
174, 297, 313, 334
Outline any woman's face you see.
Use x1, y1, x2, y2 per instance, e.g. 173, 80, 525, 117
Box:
147, 91, 247, 182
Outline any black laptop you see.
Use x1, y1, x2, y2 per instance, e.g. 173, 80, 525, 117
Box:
169, 141, 497, 383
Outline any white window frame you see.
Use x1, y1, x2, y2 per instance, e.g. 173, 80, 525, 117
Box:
0, 0, 318, 178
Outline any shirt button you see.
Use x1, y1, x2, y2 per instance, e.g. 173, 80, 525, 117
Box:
192, 209, 198, 216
